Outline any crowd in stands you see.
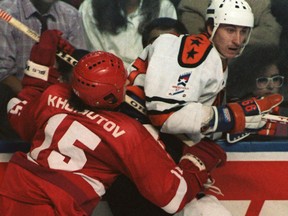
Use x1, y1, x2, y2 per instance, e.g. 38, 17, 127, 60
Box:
0, 0, 288, 215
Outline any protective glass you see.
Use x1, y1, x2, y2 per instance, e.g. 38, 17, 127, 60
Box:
256, 75, 284, 89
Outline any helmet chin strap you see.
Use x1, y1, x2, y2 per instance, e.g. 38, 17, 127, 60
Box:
209, 28, 228, 60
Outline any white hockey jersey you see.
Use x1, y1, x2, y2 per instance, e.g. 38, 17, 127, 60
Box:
128, 33, 228, 145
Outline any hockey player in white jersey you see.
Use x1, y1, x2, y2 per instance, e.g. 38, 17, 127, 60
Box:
128, 0, 283, 145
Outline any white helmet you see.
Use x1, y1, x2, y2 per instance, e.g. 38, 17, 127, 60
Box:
206, 0, 254, 42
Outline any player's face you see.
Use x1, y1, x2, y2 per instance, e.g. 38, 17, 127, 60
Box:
211, 24, 251, 59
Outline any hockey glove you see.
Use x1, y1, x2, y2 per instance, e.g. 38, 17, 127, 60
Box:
21, 30, 75, 97
210, 94, 283, 134
178, 139, 226, 195
256, 106, 280, 136
181, 139, 227, 173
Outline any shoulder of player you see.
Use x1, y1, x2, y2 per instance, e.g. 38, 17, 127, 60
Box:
105, 112, 152, 136
178, 33, 215, 68
41, 83, 70, 99
106, 111, 142, 128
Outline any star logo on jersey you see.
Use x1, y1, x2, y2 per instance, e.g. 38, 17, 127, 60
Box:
187, 47, 199, 59
191, 38, 202, 46
178, 34, 213, 67
169, 72, 191, 95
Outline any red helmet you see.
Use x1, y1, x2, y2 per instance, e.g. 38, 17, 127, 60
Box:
71, 51, 127, 109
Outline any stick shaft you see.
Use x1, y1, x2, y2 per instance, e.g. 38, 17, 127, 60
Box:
0, 9, 147, 114
125, 95, 146, 115
262, 114, 288, 124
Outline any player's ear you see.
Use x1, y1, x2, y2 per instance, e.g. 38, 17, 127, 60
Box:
207, 25, 213, 35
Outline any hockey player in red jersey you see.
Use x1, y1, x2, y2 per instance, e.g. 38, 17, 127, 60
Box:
128, 0, 284, 144
0, 30, 229, 215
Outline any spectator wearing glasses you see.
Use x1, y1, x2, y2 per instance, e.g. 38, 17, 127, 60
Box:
254, 74, 284, 97
227, 44, 284, 101
227, 44, 287, 137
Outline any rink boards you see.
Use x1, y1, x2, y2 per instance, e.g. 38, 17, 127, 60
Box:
214, 139, 288, 216
1, 139, 288, 216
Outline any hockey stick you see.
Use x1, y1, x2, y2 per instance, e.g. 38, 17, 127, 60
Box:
0, 9, 148, 115
262, 114, 288, 125
0, 9, 78, 66
227, 113, 288, 143
125, 94, 146, 115
3, 10, 287, 125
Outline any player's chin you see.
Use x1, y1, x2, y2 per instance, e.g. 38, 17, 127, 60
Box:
224, 50, 240, 59
222, 53, 237, 59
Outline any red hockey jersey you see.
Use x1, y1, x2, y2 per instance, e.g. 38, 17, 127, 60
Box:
0, 83, 203, 215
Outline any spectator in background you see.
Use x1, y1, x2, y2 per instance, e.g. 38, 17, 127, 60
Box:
0, 0, 86, 140
170, 0, 181, 8
0, 0, 87, 95
142, 17, 188, 48
79, 0, 177, 68
227, 45, 283, 101
60, 0, 84, 9
271, 0, 288, 81
177, 0, 282, 46
226, 44, 288, 137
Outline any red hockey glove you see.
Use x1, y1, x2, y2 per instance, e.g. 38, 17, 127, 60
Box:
29, 29, 75, 65
178, 140, 226, 196
31, 30, 62, 66
21, 30, 66, 99
228, 94, 283, 133
58, 35, 75, 55
210, 94, 283, 134
181, 139, 227, 173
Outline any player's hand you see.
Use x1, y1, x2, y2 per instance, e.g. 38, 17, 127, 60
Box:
30, 30, 63, 66
228, 94, 283, 133
22, 30, 66, 95
226, 106, 281, 143
29, 29, 75, 66
178, 140, 226, 194
57, 33, 75, 55
23, 30, 62, 88
218, 94, 283, 134
203, 94, 282, 135
180, 139, 227, 173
